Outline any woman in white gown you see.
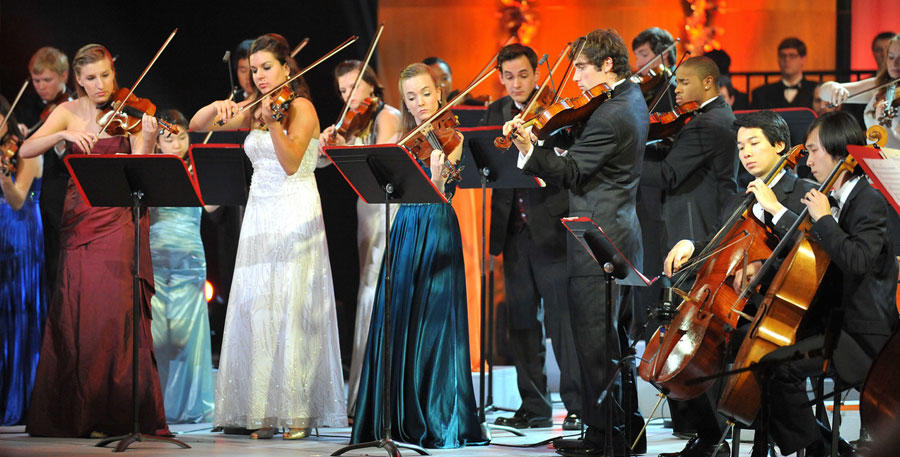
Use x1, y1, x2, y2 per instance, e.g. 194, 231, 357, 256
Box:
189, 33, 346, 440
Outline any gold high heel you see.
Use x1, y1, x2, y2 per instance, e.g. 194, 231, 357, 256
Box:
282, 428, 309, 440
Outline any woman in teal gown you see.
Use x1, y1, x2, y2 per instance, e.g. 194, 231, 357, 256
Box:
0, 100, 45, 426
350, 63, 484, 449
149, 110, 215, 423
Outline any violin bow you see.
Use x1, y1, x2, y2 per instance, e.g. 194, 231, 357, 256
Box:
838, 77, 900, 105
0, 80, 29, 136
647, 50, 691, 113
632, 38, 680, 77
222, 35, 359, 123
400, 66, 499, 144
98, 28, 178, 138
290, 37, 310, 58
333, 24, 384, 135
551, 37, 586, 103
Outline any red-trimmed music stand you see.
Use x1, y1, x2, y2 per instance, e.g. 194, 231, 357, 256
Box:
457, 125, 539, 438
188, 144, 252, 206
561, 217, 656, 457
323, 144, 445, 457
65, 154, 201, 452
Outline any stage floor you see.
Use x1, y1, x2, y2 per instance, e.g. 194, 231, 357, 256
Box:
1, 409, 767, 457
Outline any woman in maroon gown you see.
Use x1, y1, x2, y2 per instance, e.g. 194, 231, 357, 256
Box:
19, 43, 168, 437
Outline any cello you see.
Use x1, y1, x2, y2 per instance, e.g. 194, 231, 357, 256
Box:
638, 144, 805, 400
716, 152, 859, 426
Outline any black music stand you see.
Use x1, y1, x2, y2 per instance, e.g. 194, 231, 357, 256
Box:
65, 154, 201, 452
561, 217, 656, 457
323, 144, 445, 457
189, 144, 252, 206
458, 126, 539, 438
187, 128, 250, 145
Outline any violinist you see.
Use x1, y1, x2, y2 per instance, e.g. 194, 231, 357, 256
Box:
819, 33, 900, 148
319, 59, 401, 419
631, 27, 676, 111
757, 111, 898, 457
660, 110, 817, 457
19, 43, 169, 438
190, 33, 347, 440
0, 96, 45, 427
483, 43, 583, 432
351, 62, 484, 449
504, 29, 648, 456
22, 47, 77, 296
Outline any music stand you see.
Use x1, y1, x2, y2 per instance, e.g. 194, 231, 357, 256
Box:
189, 144, 252, 206
187, 128, 250, 145
561, 217, 656, 457
65, 154, 201, 452
458, 126, 539, 438
323, 144, 445, 457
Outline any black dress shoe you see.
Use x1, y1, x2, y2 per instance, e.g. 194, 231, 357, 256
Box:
563, 412, 583, 430
658, 437, 730, 457
494, 410, 553, 428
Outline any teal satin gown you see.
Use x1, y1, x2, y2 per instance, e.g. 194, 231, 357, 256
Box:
149, 206, 214, 423
350, 164, 485, 449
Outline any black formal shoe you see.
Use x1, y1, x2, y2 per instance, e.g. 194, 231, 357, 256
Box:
658, 437, 730, 457
494, 410, 553, 428
563, 412, 583, 430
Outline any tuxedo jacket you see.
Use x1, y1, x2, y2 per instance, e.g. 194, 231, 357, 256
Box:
806, 178, 899, 381
642, 96, 739, 248
750, 78, 815, 110
521, 81, 648, 277
482, 95, 568, 256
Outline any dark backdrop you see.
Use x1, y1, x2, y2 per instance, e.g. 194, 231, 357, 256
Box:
0, 0, 379, 371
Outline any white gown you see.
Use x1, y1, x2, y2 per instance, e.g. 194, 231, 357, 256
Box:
214, 129, 347, 429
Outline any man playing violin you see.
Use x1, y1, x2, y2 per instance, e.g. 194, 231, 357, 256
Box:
19, 47, 77, 295
632, 27, 677, 112
483, 43, 583, 432
504, 28, 648, 456
755, 112, 898, 457
661, 110, 817, 457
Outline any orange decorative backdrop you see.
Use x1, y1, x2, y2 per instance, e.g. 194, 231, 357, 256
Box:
376, 0, 841, 368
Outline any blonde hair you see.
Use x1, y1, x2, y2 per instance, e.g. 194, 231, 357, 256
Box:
72, 44, 115, 97
29, 47, 69, 76
398, 63, 440, 133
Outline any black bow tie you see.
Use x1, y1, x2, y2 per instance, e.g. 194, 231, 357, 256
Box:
511, 105, 521, 117
783, 83, 800, 90
828, 195, 840, 209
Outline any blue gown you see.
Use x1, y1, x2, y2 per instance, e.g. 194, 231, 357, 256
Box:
149, 206, 215, 423
0, 178, 45, 425
350, 164, 484, 449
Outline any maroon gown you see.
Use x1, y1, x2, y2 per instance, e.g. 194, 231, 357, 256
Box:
26, 137, 168, 437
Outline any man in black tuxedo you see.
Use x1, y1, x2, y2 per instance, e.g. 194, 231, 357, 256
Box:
504, 29, 648, 456
484, 44, 583, 431
750, 38, 816, 110
15, 47, 76, 294
759, 111, 898, 457
661, 110, 817, 457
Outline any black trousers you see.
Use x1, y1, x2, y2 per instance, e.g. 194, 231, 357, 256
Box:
503, 226, 582, 416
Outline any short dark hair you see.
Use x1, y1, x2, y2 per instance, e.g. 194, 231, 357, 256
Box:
734, 110, 791, 152
157, 108, 189, 132
423, 56, 451, 74
496, 44, 538, 71
872, 31, 897, 50
681, 56, 721, 89
632, 27, 675, 67
704, 49, 732, 75
574, 29, 630, 78
778, 37, 807, 57
233, 39, 253, 69
806, 111, 865, 174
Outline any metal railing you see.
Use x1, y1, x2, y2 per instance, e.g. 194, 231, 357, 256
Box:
728, 69, 878, 96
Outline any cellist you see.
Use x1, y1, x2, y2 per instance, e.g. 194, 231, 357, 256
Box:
755, 111, 898, 457
503, 28, 648, 456
661, 110, 817, 457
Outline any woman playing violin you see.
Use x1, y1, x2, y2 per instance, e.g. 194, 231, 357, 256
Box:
319, 60, 400, 420
19, 43, 168, 438
350, 62, 484, 449
190, 33, 346, 440
0, 97, 45, 427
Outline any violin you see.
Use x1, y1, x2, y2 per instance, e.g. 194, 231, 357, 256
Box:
494, 84, 555, 149
97, 88, 180, 137
639, 144, 805, 400
631, 62, 672, 102
503, 83, 614, 147
334, 96, 381, 140
647, 101, 701, 142
876, 82, 898, 128
267, 85, 296, 123
0, 133, 21, 177
401, 110, 463, 182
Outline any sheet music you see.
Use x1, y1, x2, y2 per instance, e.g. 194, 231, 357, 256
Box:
850, 146, 900, 217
